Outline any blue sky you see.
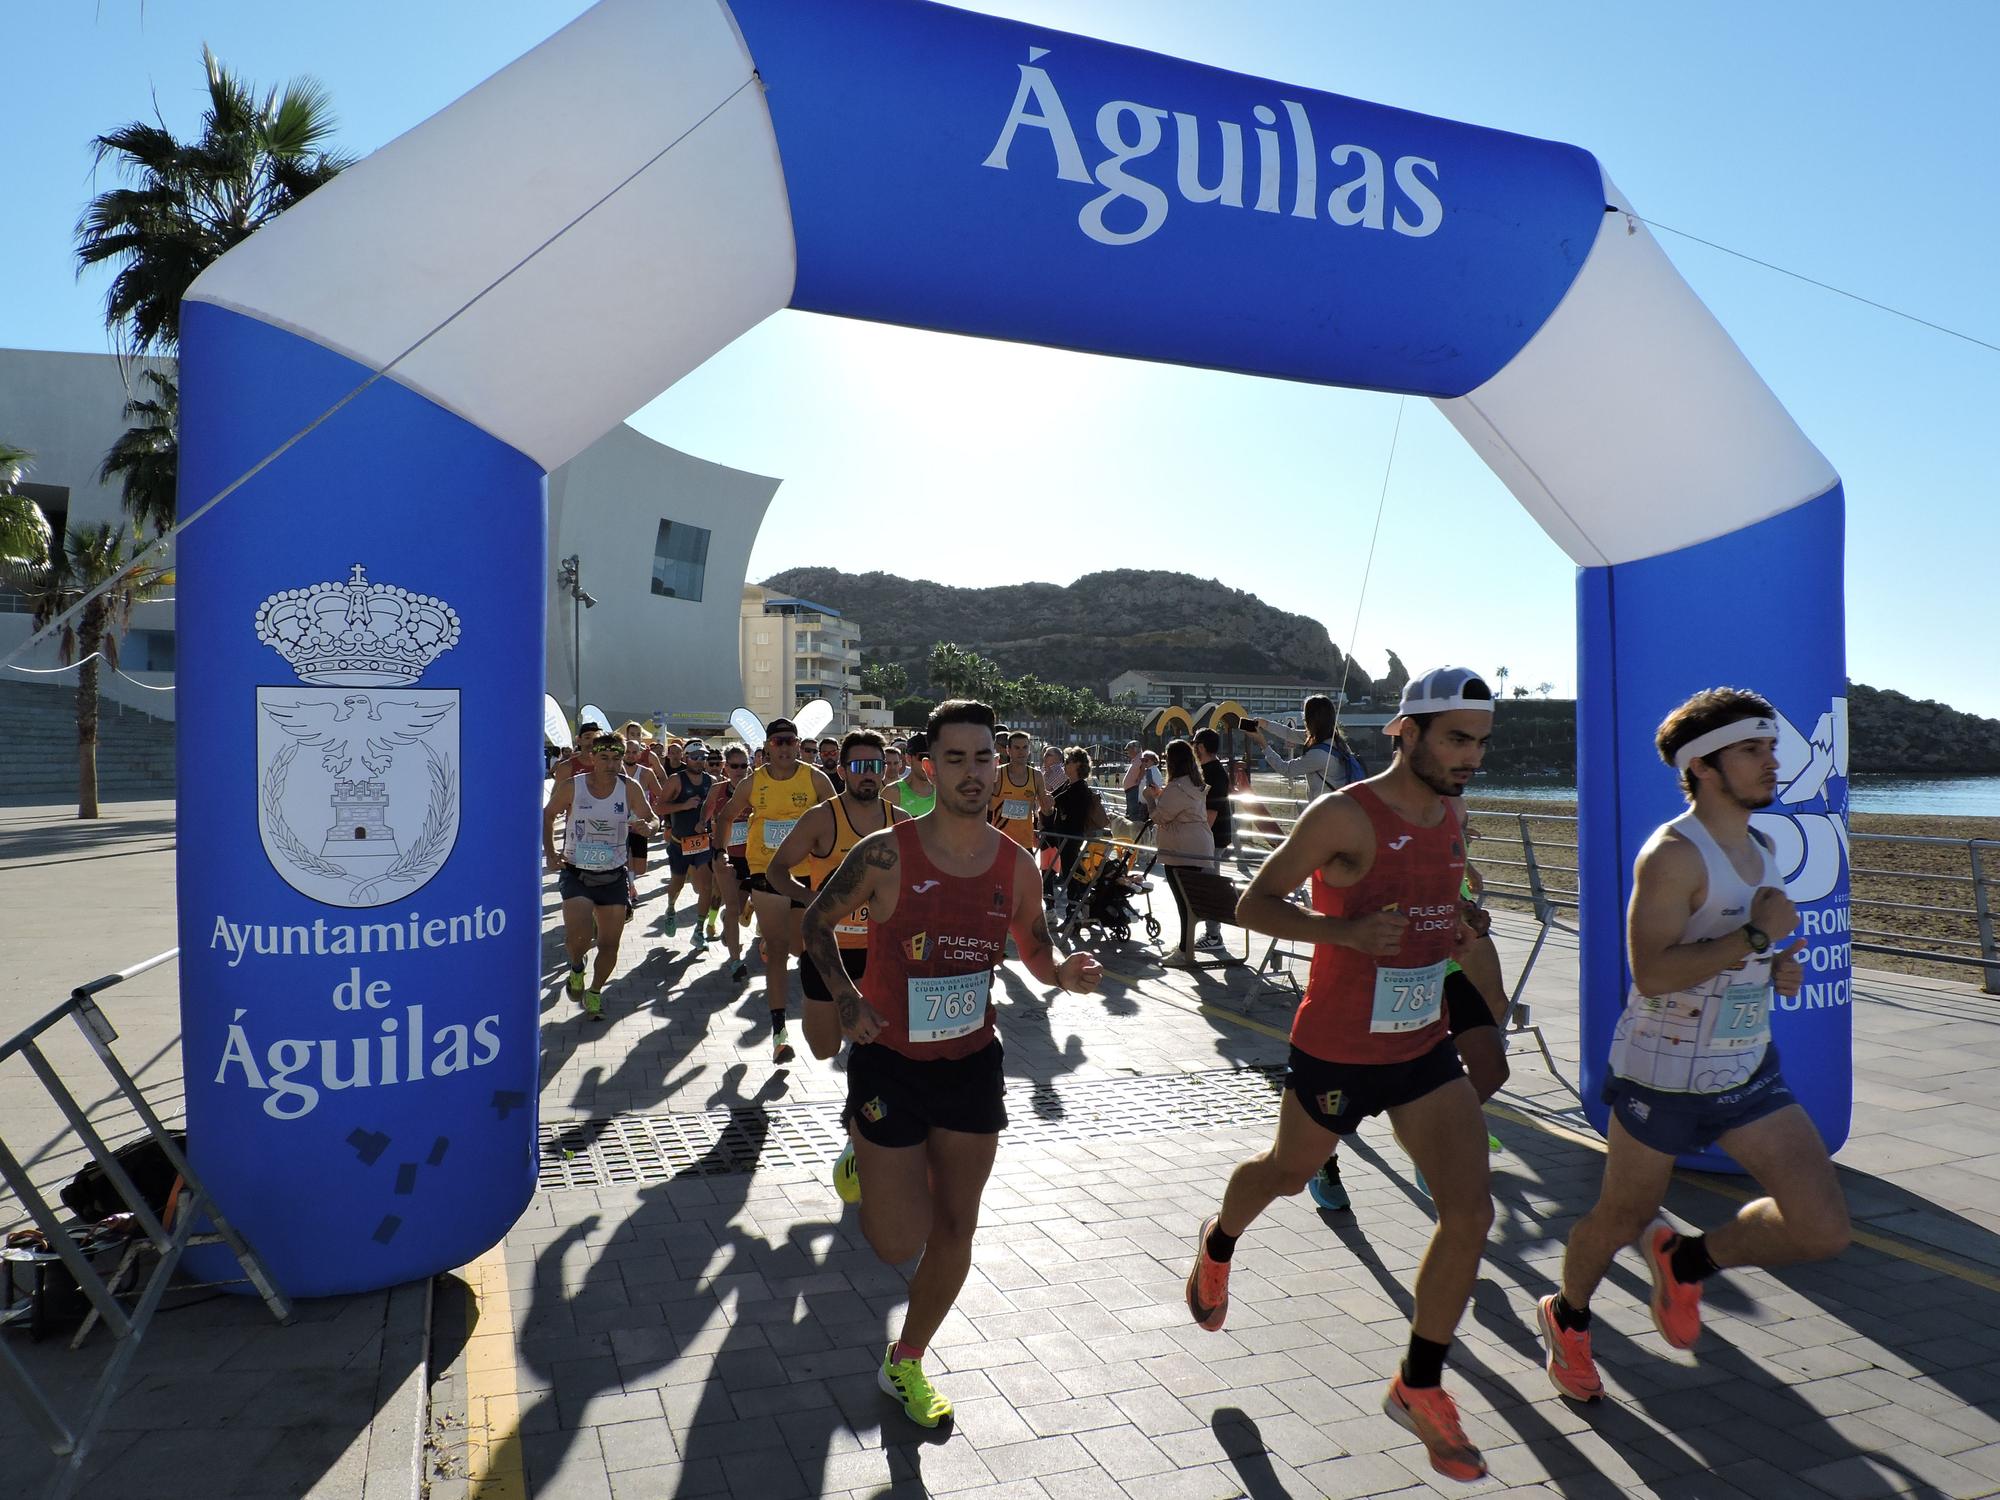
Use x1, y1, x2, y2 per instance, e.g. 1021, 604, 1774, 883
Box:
9, 1, 1997, 714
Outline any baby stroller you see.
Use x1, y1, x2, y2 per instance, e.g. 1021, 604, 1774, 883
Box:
1058, 839, 1162, 945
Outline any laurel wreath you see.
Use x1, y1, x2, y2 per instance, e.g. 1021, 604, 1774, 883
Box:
263, 738, 458, 902
263, 743, 353, 879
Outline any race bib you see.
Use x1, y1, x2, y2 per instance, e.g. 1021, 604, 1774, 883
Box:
677, 832, 711, 855
761, 817, 797, 849
729, 819, 750, 848
1370, 960, 1446, 1034
1000, 798, 1033, 822
907, 970, 991, 1043
1712, 973, 1771, 1045
571, 817, 624, 872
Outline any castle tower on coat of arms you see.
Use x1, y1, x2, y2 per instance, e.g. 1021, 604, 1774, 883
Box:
321, 777, 401, 857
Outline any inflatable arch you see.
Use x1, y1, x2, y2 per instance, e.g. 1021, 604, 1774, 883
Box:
176, 0, 1848, 1296
1145, 705, 1196, 747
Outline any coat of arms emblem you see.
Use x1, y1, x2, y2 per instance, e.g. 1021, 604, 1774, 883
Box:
254, 564, 461, 907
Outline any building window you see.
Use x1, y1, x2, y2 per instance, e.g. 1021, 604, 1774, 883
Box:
651, 519, 710, 601
127, 629, 176, 673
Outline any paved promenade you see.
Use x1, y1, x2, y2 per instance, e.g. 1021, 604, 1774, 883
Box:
8, 799, 2000, 1497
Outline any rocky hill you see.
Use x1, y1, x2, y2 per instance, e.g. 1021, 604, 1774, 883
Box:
1848, 684, 2000, 774
761, 567, 1376, 698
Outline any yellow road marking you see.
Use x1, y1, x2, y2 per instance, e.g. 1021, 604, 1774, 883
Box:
461, 1244, 527, 1500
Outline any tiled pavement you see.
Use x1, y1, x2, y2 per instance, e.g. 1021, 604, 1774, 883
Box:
11, 802, 2000, 1498
425, 857, 2000, 1500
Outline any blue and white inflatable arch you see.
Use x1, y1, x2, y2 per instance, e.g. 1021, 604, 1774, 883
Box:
178, 0, 1849, 1296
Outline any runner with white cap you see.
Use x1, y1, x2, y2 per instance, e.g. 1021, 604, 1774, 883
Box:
1187, 666, 1497, 1482
1538, 686, 1844, 1404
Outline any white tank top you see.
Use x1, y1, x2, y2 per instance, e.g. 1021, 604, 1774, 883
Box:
562, 773, 631, 871
1608, 810, 1784, 1095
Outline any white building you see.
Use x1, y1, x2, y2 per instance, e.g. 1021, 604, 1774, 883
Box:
739, 585, 862, 721
1, 347, 780, 734
1107, 668, 1349, 719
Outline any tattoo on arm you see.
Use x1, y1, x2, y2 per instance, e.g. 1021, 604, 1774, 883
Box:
803, 836, 897, 1017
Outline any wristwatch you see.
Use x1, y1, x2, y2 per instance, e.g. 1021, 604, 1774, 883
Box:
1742, 923, 1771, 955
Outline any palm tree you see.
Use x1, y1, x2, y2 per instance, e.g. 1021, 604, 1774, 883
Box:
4, 523, 172, 818
75, 45, 351, 527
97, 370, 178, 536
1, 442, 51, 566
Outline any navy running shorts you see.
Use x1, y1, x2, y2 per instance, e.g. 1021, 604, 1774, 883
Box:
1286, 1039, 1465, 1137
1604, 1047, 1796, 1158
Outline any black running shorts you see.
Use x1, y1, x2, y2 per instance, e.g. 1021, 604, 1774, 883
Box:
843, 1039, 1007, 1148
626, 829, 649, 860
801, 947, 866, 1004
727, 854, 751, 888
1286, 1039, 1465, 1137
558, 864, 632, 911
1444, 969, 1498, 1036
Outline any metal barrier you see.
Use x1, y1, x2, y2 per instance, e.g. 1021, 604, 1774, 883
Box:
0, 950, 291, 1500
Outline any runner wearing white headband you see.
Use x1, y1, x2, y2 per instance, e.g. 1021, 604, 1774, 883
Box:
1539, 686, 1849, 1405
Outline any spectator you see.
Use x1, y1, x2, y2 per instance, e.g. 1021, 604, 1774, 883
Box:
1041, 745, 1066, 788
1243, 693, 1363, 802
1133, 749, 1165, 839
1043, 747, 1109, 905
1150, 739, 1216, 968
1120, 740, 1147, 824
1192, 729, 1233, 951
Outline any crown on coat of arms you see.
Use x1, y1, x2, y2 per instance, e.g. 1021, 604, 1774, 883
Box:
255, 564, 460, 686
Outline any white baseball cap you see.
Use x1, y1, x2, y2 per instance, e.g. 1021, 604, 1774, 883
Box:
1384, 667, 1494, 736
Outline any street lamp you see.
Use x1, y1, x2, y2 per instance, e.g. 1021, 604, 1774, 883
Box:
556, 555, 596, 725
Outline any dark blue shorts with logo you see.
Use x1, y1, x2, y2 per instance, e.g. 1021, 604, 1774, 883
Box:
1604, 1046, 1795, 1157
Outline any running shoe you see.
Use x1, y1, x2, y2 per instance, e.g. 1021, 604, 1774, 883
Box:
1412, 1164, 1430, 1200
1642, 1219, 1703, 1349
582, 989, 604, 1021
690, 926, 707, 950
1185, 1215, 1231, 1331
1536, 1293, 1604, 1402
833, 1142, 861, 1204
666, 910, 679, 938
705, 910, 720, 938
878, 1344, 951, 1427
773, 1026, 794, 1065
1308, 1159, 1350, 1213
1383, 1375, 1485, 1482
1193, 932, 1225, 951
565, 965, 586, 997
1488, 1133, 1503, 1153
731, 960, 749, 983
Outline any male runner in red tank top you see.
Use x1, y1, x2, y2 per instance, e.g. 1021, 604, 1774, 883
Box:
1191, 667, 1496, 1482
800, 699, 1103, 1431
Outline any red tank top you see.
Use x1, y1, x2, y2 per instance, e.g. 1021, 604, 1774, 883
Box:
1293, 783, 1465, 1064
863, 821, 1017, 1061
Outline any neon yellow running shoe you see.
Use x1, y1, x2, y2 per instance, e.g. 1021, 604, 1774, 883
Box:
565, 965, 586, 996
1489, 1133, 1504, 1153
878, 1345, 951, 1428
582, 989, 604, 1021
833, 1142, 861, 1204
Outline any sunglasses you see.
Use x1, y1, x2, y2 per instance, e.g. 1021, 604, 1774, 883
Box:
845, 758, 886, 775
726, 760, 748, 770
768, 735, 797, 747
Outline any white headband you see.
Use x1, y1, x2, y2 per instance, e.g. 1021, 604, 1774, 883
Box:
1673, 717, 1777, 771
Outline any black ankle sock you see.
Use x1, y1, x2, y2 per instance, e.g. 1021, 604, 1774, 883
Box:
1402, 1334, 1450, 1389
1552, 1293, 1591, 1332
1205, 1225, 1238, 1263
771, 1011, 787, 1033
1320, 1154, 1341, 1179
1669, 1232, 1719, 1284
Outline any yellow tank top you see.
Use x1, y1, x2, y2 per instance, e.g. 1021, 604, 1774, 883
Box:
990, 765, 1040, 850
745, 764, 819, 874
804, 796, 889, 949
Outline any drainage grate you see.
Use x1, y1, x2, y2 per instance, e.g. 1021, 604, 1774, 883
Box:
538, 1065, 1286, 1190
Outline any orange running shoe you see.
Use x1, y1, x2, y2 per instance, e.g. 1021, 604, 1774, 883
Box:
1536, 1294, 1604, 1402
1642, 1218, 1703, 1350
1184, 1215, 1230, 1332
1383, 1374, 1485, 1482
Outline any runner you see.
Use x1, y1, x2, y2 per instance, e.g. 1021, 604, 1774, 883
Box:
769, 729, 906, 1065
622, 727, 666, 887
1538, 687, 1840, 1404
817, 736, 846, 792
1307, 801, 1513, 1212
885, 743, 906, 785
542, 736, 659, 1019
989, 730, 1051, 852
1195, 668, 1496, 1481
709, 744, 755, 982
716, 716, 836, 1063
659, 740, 718, 944
887, 730, 937, 817
799, 699, 1103, 1429
555, 721, 601, 785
